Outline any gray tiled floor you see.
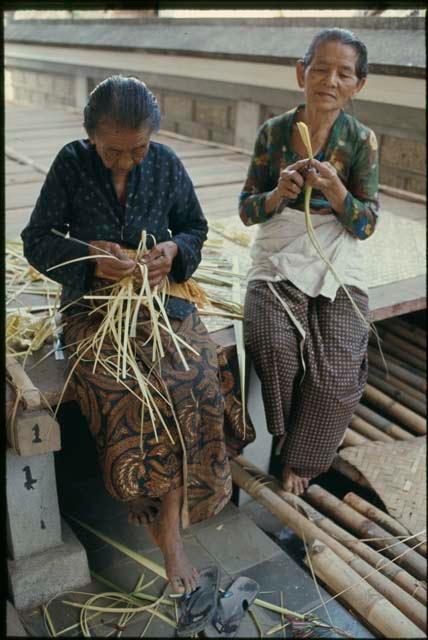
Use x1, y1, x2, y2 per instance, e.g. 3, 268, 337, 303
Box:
16, 419, 373, 638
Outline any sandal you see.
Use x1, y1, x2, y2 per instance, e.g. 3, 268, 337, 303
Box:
176, 565, 220, 637
204, 576, 259, 637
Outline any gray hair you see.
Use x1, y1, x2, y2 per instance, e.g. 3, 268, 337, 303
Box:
303, 28, 368, 79
83, 75, 161, 136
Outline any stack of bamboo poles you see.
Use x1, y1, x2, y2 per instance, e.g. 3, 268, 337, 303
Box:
340, 316, 426, 450
232, 456, 427, 638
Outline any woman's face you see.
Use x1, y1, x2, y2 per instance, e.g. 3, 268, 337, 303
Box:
90, 120, 151, 177
296, 40, 366, 112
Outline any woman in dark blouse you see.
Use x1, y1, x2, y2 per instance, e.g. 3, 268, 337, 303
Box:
239, 29, 378, 495
22, 76, 254, 596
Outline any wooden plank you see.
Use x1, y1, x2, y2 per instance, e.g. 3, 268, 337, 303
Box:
6, 182, 43, 210
6, 173, 44, 186
6, 126, 85, 142
380, 193, 425, 221
369, 275, 427, 321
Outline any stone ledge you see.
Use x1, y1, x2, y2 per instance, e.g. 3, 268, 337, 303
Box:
4, 17, 425, 75
8, 519, 91, 611
7, 601, 28, 637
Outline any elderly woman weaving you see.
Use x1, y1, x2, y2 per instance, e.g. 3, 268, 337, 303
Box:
240, 29, 378, 495
22, 75, 254, 596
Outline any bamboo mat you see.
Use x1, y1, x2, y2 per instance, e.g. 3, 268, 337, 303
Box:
339, 437, 426, 536
213, 210, 426, 289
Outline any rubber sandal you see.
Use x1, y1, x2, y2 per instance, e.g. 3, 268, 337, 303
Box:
176, 565, 220, 637
204, 576, 259, 637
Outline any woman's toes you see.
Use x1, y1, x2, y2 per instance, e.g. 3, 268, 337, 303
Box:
172, 576, 185, 594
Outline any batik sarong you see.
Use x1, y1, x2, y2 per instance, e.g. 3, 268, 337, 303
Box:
63, 297, 255, 527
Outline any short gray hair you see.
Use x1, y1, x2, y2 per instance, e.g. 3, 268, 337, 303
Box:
303, 28, 368, 79
83, 75, 161, 136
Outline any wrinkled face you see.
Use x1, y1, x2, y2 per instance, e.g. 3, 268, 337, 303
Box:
90, 119, 151, 176
297, 40, 366, 112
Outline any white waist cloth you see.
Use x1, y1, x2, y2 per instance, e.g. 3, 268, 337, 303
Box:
247, 206, 367, 300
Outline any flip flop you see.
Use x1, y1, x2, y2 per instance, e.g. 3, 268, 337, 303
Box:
204, 576, 259, 637
176, 565, 220, 637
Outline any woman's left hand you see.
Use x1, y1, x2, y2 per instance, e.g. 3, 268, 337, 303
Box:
138, 241, 178, 288
305, 158, 348, 213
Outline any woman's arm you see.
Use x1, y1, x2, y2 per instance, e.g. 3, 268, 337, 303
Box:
21, 148, 94, 288
308, 129, 379, 240
239, 123, 282, 226
338, 129, 379, 240
167, 159, 208, 282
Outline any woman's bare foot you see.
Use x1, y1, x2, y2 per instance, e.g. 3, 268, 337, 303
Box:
282, 465, 311, 495
148, 487, 199, 595
128, 497, 160, 525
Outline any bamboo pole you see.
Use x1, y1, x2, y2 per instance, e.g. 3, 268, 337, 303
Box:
355, 404, 415, 441
236, 457, 427, 607
369, 336, 426, 373
382, 320, 426, 351
342, 428, 368, 447
306, 541, 425, 638
369, 363, 427, 403
331, 456, 372, 489
305, 485, 427, 581
343, 492, 427, 559
368, 349, 427, 393
231, 460, 427, 632
350, 414, 394, 442
379, 330, 427, 366
283, 492, 427, 610
363, 384, 426, 436
368, 371, 426, 417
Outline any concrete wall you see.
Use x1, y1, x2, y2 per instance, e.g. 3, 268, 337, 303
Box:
5, 16, 426, 195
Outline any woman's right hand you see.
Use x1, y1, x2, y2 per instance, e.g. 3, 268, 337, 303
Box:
89, 240, 136, 281
275, 158, 309, 201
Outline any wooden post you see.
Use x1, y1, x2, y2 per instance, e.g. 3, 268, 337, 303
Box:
382, 320, 426, 351
305, 485, 427, 581
355, 404, 414, 440
343, 492, 427, 559
368, 371, 426, 417
379, 330, 426, 366
284, 492, 427, 610
236, 456, 427, 608
350, 415, 394, 442
369, 336, 426, 373
232, 459, 426, 630
363, 384, 426, 436
306, 541, 425, 638
369, 363, 427, 403
368, 349, 426, 393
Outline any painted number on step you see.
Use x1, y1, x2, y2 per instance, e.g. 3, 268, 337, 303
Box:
32, 423, 42, 443
22, 466, 37, 491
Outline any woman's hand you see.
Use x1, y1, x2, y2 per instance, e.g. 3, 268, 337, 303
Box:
139, 241, 178, 288
89, 240, 136, 281
305, 159, 348, 213
275, 158, 309, 201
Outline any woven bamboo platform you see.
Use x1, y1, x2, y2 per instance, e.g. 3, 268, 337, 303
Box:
340, 437, 426, 535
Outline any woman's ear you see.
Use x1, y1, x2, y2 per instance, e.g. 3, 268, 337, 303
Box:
353, 77, 367, 97
296, 60, 306, 89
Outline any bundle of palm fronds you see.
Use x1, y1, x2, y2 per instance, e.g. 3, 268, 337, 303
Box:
6, 239, 64, 363
46, 232, 197, 453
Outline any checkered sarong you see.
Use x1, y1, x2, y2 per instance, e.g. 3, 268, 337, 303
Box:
244, 280, 369, 476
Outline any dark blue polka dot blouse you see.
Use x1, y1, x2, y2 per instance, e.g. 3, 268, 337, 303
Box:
21, 139, 208, 319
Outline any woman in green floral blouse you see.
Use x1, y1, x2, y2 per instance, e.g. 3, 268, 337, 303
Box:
240, 28, 379, 494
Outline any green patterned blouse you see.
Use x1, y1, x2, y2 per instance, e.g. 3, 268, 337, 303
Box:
239, 105, 379, 240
